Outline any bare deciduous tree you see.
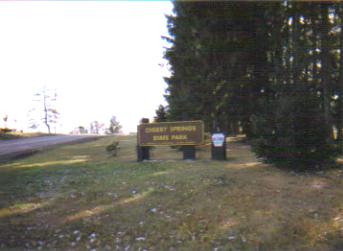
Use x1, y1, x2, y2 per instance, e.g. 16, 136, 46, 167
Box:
29, 86, 59, 134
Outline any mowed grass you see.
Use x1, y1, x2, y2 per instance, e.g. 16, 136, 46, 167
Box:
1, 136, 343, 250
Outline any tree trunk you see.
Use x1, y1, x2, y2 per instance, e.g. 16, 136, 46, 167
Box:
43, 94, 51, 134
338, 6, 343, 145
320, 4, 333, 141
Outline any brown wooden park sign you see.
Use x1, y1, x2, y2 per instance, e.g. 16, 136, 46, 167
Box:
137, 120, 226, 161
137, 120, 204, 146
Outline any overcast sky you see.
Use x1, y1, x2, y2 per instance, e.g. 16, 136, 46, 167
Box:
0, 1, 173, 134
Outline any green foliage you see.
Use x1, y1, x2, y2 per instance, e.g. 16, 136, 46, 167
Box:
164, 2, 343, 168
252, 85, 337, 168
164, 2, 255, 131
154, 105, 168, 122
106, 140, 120, 156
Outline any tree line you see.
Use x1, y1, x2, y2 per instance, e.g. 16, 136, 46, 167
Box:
27, 87, 122, 135
161, 1, 343, 167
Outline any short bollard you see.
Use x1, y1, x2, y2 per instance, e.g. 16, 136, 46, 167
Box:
211, 132, 226, 160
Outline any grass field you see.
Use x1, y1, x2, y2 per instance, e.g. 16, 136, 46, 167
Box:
1, 135, 343, 250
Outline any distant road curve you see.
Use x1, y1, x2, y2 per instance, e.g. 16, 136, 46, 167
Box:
0, 135, 101, 163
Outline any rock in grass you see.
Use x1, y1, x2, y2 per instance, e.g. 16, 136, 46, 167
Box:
228, 235, 236, 240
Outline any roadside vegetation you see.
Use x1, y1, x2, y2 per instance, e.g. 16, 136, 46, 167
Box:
0, 131, 51, 140
1, 135, 343, 250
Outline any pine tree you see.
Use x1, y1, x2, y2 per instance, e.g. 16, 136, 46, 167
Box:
164, 1, 341, 168
154, 105, 168, 122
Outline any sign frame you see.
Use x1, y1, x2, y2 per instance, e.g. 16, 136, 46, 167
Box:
137, 120, 205, 147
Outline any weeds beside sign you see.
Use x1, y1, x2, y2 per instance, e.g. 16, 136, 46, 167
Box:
138, 121, 204, 146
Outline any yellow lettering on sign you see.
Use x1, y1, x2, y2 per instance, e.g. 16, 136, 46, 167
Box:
170, 126, 196, 132
153, 135, 170, 141
170, 135, 188, 140
145, 127, 168, 133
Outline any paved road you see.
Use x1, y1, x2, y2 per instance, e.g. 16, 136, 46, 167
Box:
0, 135, 100, 162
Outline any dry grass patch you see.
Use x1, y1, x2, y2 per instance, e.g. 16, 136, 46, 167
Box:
1, 135, 343, 250
0, 132, 51, 140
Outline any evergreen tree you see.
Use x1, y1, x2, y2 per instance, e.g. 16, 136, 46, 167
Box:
154, 105, 168, 122
164, 1, 342, 168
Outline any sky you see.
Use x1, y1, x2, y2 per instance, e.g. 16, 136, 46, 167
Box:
0, 1, 173, 134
